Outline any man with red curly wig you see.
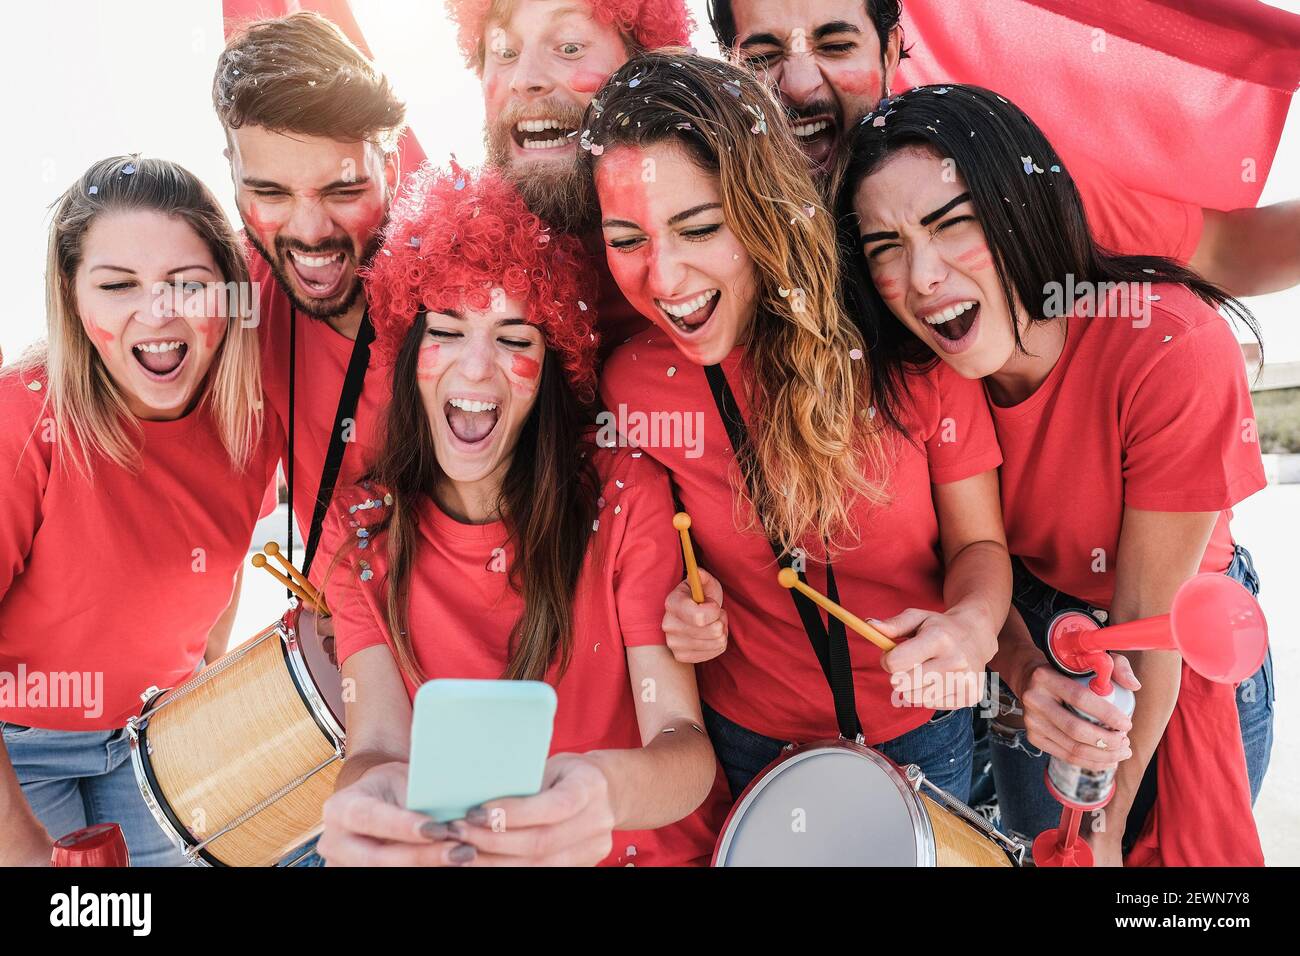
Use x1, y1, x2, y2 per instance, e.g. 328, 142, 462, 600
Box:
315, 162, 727, 867
449, 0, 694, 348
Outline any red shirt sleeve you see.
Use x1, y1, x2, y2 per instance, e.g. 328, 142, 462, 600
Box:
319, 488, 391, 666
0, 373, 51, 606
1122, 319, 1266, 513
921, 362, 1004, 486
610, 452, 683, 648
1069, 151, 1205, 263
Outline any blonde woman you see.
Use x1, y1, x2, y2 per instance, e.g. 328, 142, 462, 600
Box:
586, 53, 1011, 800
0, 156, 281, 866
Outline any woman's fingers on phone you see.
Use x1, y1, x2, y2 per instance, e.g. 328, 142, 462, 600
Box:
318, 832, 470, 867
451, 816, 611, 866
323, 787, 439, 844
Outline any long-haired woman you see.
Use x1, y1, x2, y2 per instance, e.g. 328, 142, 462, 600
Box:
583, 52, 1012, 802
839, 85, 1271, 865
0, 155, 280, 865
315, 163, 724, 867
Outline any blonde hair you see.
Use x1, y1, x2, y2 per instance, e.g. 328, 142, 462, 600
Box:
20, 154, 264, 476
585, 51, 891, 556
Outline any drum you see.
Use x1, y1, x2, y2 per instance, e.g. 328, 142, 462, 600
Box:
127, 606, 345, 866
713, 738, 1024, 866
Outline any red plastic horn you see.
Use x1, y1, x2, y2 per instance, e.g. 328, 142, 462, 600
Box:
1046, 573, 1268, 695
50, 822, 130, 867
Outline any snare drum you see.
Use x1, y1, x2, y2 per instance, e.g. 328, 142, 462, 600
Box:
128, 606, 345, 866
713, 738, 1023, 866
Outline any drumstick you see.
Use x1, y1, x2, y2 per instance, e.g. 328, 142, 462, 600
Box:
263, 541, 330, 615
777, 568, 897, 652
673, 513, 705, 604
251, 553, 320, 611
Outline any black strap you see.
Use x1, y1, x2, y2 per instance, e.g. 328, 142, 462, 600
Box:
287, 306, 376, 578
702, 364, 862, 739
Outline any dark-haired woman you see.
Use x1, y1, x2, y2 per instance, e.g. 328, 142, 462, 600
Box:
840, 85, 1271, 866
0, 156, 279, 865
584, 52, 1013, 805
314, 163, 724, 867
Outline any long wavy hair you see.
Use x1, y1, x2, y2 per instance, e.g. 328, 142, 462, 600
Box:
582, 50, 899, 557
16, 154, 262, 476
835, 85, 1261, 373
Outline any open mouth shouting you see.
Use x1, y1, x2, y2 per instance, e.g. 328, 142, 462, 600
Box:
789, 113, 837, 168
917, 299, 981, 354
286, 247, 351, 300
656, 289, 719, 336
131, 339, 189, 382
512, 117, 578, 154
444, 395, 502, 451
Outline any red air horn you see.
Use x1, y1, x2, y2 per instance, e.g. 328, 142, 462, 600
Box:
1032, 573, 1268, 867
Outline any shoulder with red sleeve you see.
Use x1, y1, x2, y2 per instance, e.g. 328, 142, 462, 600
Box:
318, 479, 394, 668
895, 359, 1004, 486
1113, 283, 1266, 514
0, 365, 55, 603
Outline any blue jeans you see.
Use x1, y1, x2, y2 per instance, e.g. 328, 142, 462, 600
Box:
703, 702, 975, 804
989, 545, 1274, 844
2, 721, 191, 867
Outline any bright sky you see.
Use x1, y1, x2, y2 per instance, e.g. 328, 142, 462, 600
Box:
3, 0, 1299, 366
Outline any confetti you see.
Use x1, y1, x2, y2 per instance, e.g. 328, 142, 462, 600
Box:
628, 75, 642, 88
1162, 335, 1173, 343
615, 479, 625, 488
614, 505, 622, 515
850, 348, 864, 360
122, 163, 136, 176
88, 185, 99, 195
722, 81, 742, 98
591, 144, 605, 156
592, 519, 601, 531
873, 115, 886, 127
667, 366, 677, 377
27, 380, 42, 391
453, 177, 466, 190
778, 287, 791, 297
598, 496, 606, 507
803, 204, 816, 218
408, 236, 421, 248
578, 300, 588, 311
1021, 156, 1034, 174
868, 405, 877, 419
1050, 165, 1062, 173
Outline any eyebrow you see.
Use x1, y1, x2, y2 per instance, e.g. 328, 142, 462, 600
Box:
241, 176, 370, 191
860, 192, 973, 244
739, 21, 862, 49
602, 202, 721, 230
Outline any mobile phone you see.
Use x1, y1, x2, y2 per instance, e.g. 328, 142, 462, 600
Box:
405, 678, 557, 822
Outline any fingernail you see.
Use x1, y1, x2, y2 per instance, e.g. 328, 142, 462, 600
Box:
421, 820, 450, 840
447, 820, 466, 839
448, 843, 476, 865
465, 807, 489, 826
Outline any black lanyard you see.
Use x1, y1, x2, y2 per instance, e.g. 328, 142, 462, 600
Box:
287, 306, 376, 578
702, 363, 862, 740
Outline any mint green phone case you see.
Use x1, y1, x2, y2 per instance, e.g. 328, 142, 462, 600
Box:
405, 678, 557, 822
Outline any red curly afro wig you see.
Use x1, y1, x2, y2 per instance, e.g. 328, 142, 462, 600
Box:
446, 0, 693, 70
362, 161, 599, 405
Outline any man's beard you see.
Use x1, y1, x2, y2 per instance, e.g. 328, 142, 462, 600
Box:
485, 99, 600, 234
245, 229, 384, 320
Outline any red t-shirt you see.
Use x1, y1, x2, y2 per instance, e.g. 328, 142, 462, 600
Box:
0, 367, 282, 730
321, 445, 727, 866
249, 253, 391, 586
1066, 150, 1205, 264
992, 283, 1266, 608
599, 333, 1004, 743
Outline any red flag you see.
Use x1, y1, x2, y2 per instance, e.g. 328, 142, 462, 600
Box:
220, 0, 426, 174
896, 0, 1300, 213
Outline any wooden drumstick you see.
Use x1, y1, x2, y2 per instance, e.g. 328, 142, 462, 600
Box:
673, 512, 705, 604
263, 541, 329, 615
251, 553, 320, 611
777, 567, 896, 652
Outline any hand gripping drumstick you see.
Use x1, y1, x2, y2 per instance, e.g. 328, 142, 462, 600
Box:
673, 513, 706, 604
251, 553, 322, 612
777, 568, 896, 652
263, 541, 330, 616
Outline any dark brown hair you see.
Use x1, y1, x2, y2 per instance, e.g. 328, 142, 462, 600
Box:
212, 11, 406, 151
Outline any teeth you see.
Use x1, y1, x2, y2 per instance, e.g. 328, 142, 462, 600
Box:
290, 251, 343, 268
522, 138, 569, 150
448, 398, 499, 413
133, 341, 185, 353
924, 301, 978, 326
657, 290, 718, 319
517, 118, 563, 133
793, 120, 829, 138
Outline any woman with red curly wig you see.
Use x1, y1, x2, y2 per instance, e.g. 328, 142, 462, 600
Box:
314, 162, 725, 867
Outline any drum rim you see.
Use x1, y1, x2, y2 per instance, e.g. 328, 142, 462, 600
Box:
126, 719, 216, 867
712, 737, 938, 867
281, 608, 346, 746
